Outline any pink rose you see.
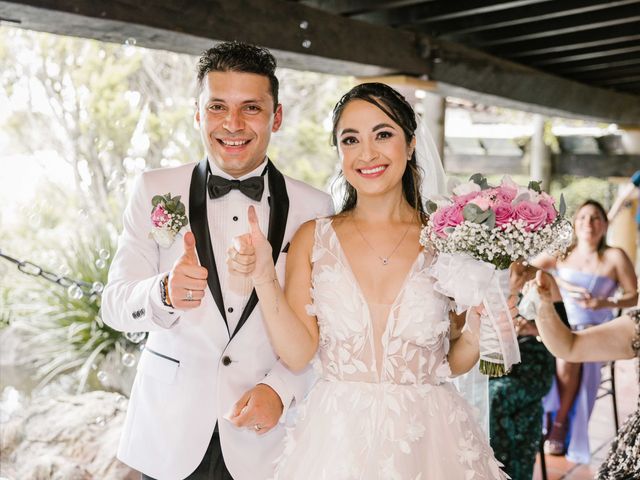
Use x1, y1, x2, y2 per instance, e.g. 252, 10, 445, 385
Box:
470, 196, 492, 211
431, 204, 463, 238
151, 204, 170, 227
494, 202, 515, 226
453, 191, 480, 207
514, 201, 547, 231
494, 186, 517, 204
539, 199, 557, 223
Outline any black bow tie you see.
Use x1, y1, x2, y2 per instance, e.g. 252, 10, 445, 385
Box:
207, 175, 265, 202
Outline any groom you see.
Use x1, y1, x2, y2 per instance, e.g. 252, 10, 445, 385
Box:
102, 41, 333, 480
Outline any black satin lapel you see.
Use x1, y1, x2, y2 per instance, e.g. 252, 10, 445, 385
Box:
190, 159, 228, 329
231, 160, 289, 339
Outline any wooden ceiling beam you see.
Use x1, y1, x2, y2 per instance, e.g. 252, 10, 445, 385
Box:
300, 0, 427, 16
350, 0, 553, 26
537, 50, 640, 69
490, 24, 640, 58
465, 4, 640, 48
0, 0, 639, 123
554, 58, 640, 75
412, 0, 622, 37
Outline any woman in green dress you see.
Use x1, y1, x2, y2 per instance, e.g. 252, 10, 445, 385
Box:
489, 267, 566, 480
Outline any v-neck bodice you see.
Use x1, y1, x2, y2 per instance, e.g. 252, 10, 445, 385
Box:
307, 218, 452, 385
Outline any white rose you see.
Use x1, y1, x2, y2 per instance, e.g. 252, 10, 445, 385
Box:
452, 181, 481, 196
150, 226, 175, 248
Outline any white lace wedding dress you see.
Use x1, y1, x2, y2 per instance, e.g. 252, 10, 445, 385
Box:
273, 219, 505, 480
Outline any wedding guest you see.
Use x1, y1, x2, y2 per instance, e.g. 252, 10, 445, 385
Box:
533, 200, 637, 463
489, 263, 567, 480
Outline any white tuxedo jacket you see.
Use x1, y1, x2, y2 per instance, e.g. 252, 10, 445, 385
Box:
102, 159, 333, 479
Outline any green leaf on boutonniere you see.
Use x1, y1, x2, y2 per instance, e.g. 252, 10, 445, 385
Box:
425, 200, 438, 214
152, 195, 165, 208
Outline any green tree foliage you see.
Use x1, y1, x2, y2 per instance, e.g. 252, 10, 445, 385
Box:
0, 27, 202, 224
270, 70, 352, 189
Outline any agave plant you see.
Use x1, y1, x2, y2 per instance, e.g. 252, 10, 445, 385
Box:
6, 227, 141, 396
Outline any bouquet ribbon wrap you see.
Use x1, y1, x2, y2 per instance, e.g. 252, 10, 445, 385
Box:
431, 253, 521, 376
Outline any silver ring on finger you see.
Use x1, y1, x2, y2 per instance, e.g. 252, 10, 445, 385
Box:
254, 424, 262, 431
186, 289, 193, 301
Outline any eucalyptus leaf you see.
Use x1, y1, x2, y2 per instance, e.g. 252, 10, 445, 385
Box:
559, 194, 567, 217
469, 173, 490, 190
475, 209, 491, 224
426, 200, 438, 214
528, 181, 542, 193
513, 192, 531, 204
463, 203, 483, 222
463, 203, 492, 223
485, 210, 496, 230
151, 195, 164, 207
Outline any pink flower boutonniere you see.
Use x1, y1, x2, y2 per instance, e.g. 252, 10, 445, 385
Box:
149, 193, 189, 248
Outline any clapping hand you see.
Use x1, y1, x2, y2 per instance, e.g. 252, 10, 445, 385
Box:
227, 206, 276, 283
167, 232, 208, 309
576, 293, 604, 310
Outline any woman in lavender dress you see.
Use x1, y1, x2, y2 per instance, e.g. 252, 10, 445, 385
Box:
534, 200, 637, 463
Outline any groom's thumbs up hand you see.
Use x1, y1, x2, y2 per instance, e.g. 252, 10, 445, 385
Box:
182, 231, 199, 264
226, 206, 275, 284
168, 231, 208, 310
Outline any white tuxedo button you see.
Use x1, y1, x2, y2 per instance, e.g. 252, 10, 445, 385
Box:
222, 356, 232, 366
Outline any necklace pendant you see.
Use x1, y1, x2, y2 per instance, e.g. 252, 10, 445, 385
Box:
382, 258, 389, 266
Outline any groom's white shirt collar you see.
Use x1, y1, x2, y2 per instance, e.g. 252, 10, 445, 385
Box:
207, 157, 268, 181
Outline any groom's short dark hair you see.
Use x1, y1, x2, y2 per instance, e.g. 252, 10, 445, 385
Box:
196, 41, 279, 108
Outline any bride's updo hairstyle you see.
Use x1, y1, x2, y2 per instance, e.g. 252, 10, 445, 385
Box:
331, 82, 426, 221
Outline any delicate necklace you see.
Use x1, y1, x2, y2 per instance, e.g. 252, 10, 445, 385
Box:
352, 217, 412, 266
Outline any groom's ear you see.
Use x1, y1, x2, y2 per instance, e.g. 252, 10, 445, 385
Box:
272, 104, 283, 132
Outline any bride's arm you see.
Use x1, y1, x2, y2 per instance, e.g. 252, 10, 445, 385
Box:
235, 214, 319, 372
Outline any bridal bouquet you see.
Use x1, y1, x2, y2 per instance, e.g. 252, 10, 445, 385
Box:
421, 174, 572, 376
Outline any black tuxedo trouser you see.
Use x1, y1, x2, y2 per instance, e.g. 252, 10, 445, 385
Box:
141, 430, 233, 480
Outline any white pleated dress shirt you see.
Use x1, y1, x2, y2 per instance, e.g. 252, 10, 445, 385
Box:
207, 158, 270, 335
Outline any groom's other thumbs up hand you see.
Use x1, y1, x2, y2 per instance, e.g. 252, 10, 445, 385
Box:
168, 231, 208, 310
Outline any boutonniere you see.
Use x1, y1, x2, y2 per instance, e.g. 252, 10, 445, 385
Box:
149, 193, 189, 248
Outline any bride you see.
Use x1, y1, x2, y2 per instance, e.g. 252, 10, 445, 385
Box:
229, 83, 507, 479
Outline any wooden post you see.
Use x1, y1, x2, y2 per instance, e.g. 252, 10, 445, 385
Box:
530, 114, 551, 191
417, 90, 446, 168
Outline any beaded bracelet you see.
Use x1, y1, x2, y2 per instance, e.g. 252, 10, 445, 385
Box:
160, 274, 173, 307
